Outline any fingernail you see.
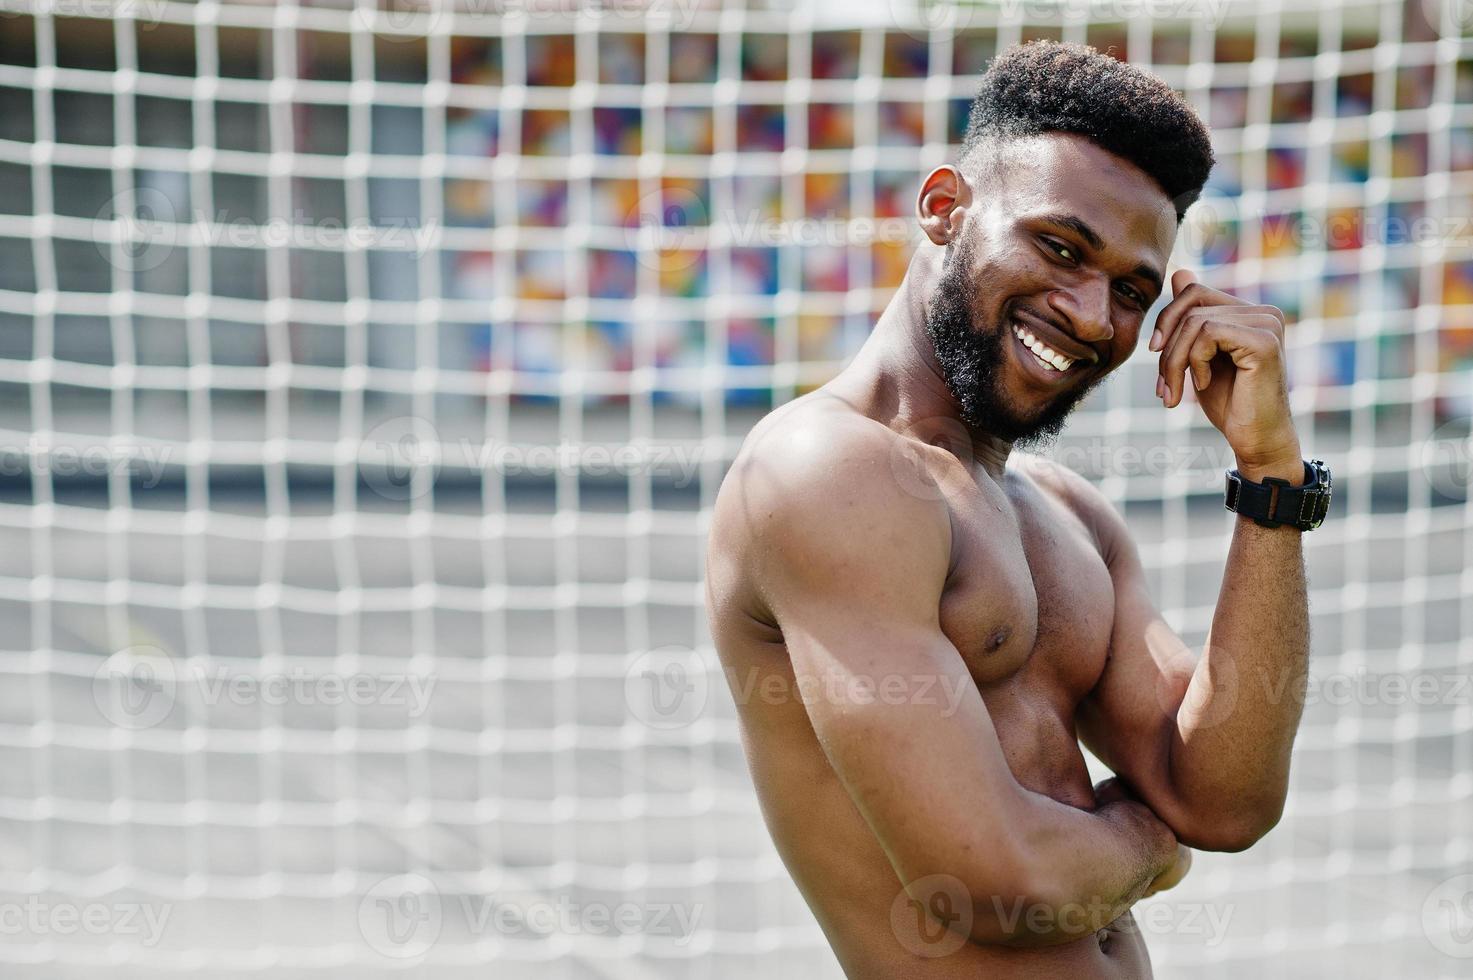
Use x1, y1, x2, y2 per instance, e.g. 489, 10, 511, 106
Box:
1149, 329, 1162, 351
1156, 375, 1165, 399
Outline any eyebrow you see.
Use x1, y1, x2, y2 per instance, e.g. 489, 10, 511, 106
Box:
1036, 212, 1165, 297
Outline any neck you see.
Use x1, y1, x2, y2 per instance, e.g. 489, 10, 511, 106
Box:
834, 245, 1015, 481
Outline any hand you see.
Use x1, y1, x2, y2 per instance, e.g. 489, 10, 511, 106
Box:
1093, 777, 1182, 888
1092, 776, 1134, 808
1143, 843, 1193, 897
1149, 269, 1302, 480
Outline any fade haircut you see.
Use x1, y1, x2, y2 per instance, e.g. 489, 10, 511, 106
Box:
961, 40, 1215, 221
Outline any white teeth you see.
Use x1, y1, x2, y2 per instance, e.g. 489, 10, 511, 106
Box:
1012, 323, 1075, 373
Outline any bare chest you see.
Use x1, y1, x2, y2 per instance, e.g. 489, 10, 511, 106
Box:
938, 475, 1117, 706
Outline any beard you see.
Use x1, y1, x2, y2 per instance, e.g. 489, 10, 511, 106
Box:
925, 242, 1097, 450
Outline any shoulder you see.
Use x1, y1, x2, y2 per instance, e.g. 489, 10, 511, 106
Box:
708, 392, 954, 614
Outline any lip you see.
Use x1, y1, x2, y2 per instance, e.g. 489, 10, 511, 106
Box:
1011, 308, 1098, 365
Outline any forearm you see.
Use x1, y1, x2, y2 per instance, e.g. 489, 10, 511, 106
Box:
1004, 792, 1177, 946
936, 787, 1176, 948
1171, 454, 1310, 847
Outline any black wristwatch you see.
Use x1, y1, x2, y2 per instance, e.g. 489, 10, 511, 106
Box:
1224, 458, 1332, 531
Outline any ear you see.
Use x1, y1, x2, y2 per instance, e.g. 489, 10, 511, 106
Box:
916, 165, 970, 246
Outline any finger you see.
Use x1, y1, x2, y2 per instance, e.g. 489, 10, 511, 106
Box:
1149, 268, 1199, 352
1149, 272, 1266, 354
1093, 777, 1126, 805
1184, 327, 1225, 399
1162, 312, 1282, 408
1177, 317, 1284, 408
1158, 308, 1211, 407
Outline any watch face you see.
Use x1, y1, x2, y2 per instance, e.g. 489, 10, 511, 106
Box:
1308, 460, 1331, 529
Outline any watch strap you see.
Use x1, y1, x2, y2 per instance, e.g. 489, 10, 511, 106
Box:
1225, 459, 1331, 530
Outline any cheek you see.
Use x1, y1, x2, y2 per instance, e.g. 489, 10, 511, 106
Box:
1109, 325, 1143, 365
972, 249, 1054, 315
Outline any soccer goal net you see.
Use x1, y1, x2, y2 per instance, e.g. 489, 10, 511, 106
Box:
0, 0, 1468, 976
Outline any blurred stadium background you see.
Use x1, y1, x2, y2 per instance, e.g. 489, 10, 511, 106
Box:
0, 0, 1469, 976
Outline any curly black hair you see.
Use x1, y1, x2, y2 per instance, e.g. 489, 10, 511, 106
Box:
961, 40, 1215, 221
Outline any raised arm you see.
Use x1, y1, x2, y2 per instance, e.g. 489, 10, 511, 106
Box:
718, 417, 1179, 947
1072, 468, 1307, 852
1076, 269, 1310, 852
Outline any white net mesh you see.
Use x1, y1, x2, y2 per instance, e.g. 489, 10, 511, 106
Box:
0, 0, 1469, 976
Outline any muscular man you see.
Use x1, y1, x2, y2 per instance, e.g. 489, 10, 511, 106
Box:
705, 42, 1322, 977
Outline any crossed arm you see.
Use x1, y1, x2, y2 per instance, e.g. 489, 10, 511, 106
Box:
733, 422, 1180, 948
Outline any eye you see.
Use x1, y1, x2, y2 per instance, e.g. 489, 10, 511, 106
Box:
1115, 282, 1147, 307
1042, 237, 1077, 263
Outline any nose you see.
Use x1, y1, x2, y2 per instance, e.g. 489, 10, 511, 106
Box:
1046, 273, 1114, 344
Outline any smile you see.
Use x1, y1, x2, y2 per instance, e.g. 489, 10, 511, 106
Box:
1011, 320, 1077, 374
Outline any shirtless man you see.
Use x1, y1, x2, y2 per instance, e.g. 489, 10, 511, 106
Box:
705, 42, 1325, 977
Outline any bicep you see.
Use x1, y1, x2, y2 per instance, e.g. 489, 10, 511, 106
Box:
776, 592, 1032, 888
736, 438, 1038, 896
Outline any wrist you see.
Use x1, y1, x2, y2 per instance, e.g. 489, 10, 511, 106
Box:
1099, 799, 1178, 869
1235, 449, 1304, 486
